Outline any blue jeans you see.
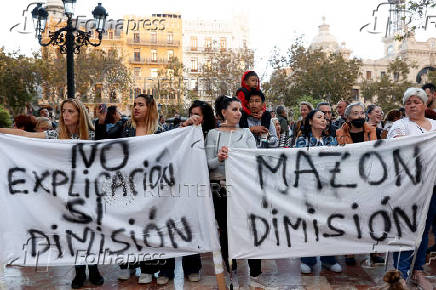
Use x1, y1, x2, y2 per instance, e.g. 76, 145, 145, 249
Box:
301, 256, 337, 266
432, 215, 436, 240
393, 188, 436, 279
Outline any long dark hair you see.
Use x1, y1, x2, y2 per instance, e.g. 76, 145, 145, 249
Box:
105, 105, 118, 124
302, 109, 321, 138
189, 100, 215, 135
300, 109, 324, 149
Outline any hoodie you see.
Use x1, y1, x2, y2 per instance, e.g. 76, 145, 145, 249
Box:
236, 71, 263, 115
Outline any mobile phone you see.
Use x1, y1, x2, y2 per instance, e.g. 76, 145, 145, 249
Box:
261, 133, 268, 142
99, 104, 107, 113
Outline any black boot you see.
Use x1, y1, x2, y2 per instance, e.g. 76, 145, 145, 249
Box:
71, 265, 86, 289
427, 243, 436, 253
370, 253, 385, 265
88, 264, 104, 286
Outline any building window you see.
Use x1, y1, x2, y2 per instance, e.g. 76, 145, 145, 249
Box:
151, 31, 157, 43
108, 31, 113, 39
366, 71, 372, 80
191, 57, 198, 72
387, 45, 394, 56
394, 72, 400, 82
134, 32, 140, 43
220, 37, 227, 50
190, 36, 198, 50
167, 32, 173, 44
203, 59, 212, 71
192, 79, 198, 90
134, 49, 140, 62
205, 37, 212, 50
134, 67, 141, 77
352, 89, 359, 100
151, 68, 158, 78
110, 91, 117, 102
151, 50, 158, 62
168, 50, 174, 60
94, 84, 103, 101
381, 71, 386, 78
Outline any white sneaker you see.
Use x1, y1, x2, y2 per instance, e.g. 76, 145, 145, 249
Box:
187, 272, 201, 282
323, 263, 342, 273
138, 273, 153, 284
360, 258, 374, 268
156, 275, 170, 285
300, 263, 312, 274
249, 273, 278, 288
118, 269, 132, 280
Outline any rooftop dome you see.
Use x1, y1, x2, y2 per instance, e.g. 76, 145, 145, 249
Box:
45, 0, 65, 20
310, 17, 339, 51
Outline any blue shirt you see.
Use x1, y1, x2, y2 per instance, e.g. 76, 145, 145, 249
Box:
295, 133, 337, 148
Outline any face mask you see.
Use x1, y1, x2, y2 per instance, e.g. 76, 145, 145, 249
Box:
350, 118, 365, 128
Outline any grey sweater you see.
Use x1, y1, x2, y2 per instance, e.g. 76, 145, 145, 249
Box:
205, 128, 256, 180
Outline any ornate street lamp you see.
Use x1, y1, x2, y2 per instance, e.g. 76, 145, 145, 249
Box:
32, 1, 108, 99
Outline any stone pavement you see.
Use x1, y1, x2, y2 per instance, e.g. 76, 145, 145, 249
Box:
1, 252, 435, 289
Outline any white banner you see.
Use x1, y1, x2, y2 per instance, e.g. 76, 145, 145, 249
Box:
0, 126, 219, 266
227, 133, 436, 259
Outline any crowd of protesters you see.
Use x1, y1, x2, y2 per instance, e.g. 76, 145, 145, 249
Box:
0, 71, 436, 289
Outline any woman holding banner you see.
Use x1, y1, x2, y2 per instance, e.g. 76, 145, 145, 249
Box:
96, 94, 163, 139
206, 95, 275, 288
94, 94, 171, 286
387, 88, 436, 289
0, 99, 104, 289
181, 100, 216, 138
0, 99, 94, 140
156, 100, 216, 283
295, 109, 342, 274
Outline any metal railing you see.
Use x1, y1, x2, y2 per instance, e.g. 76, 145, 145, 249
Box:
129, 57, 170, 65
127, 39, 181, 47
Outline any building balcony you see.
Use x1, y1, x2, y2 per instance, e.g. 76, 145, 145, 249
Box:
103, 35, 122, 41
127, 39, 181, 47
186, 47, 228, 53
129, 58, 170, 65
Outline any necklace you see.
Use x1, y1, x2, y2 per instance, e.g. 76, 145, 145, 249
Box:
413, 118, 428, 133
415, 124, 424, 134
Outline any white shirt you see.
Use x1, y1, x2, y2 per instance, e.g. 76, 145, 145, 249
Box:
387, 117, 436, 139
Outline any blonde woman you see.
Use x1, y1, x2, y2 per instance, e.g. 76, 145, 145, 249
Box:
96, 94, 160, 139
0, 99, 102, 288
35, 117, 53, 132
95, 94, 170, 286
0, 99, 94, 140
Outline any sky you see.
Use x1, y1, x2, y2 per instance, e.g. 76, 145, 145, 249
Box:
1, 0, 436, 80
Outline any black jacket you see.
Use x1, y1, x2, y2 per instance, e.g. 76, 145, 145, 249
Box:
95, 118, 162, 140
